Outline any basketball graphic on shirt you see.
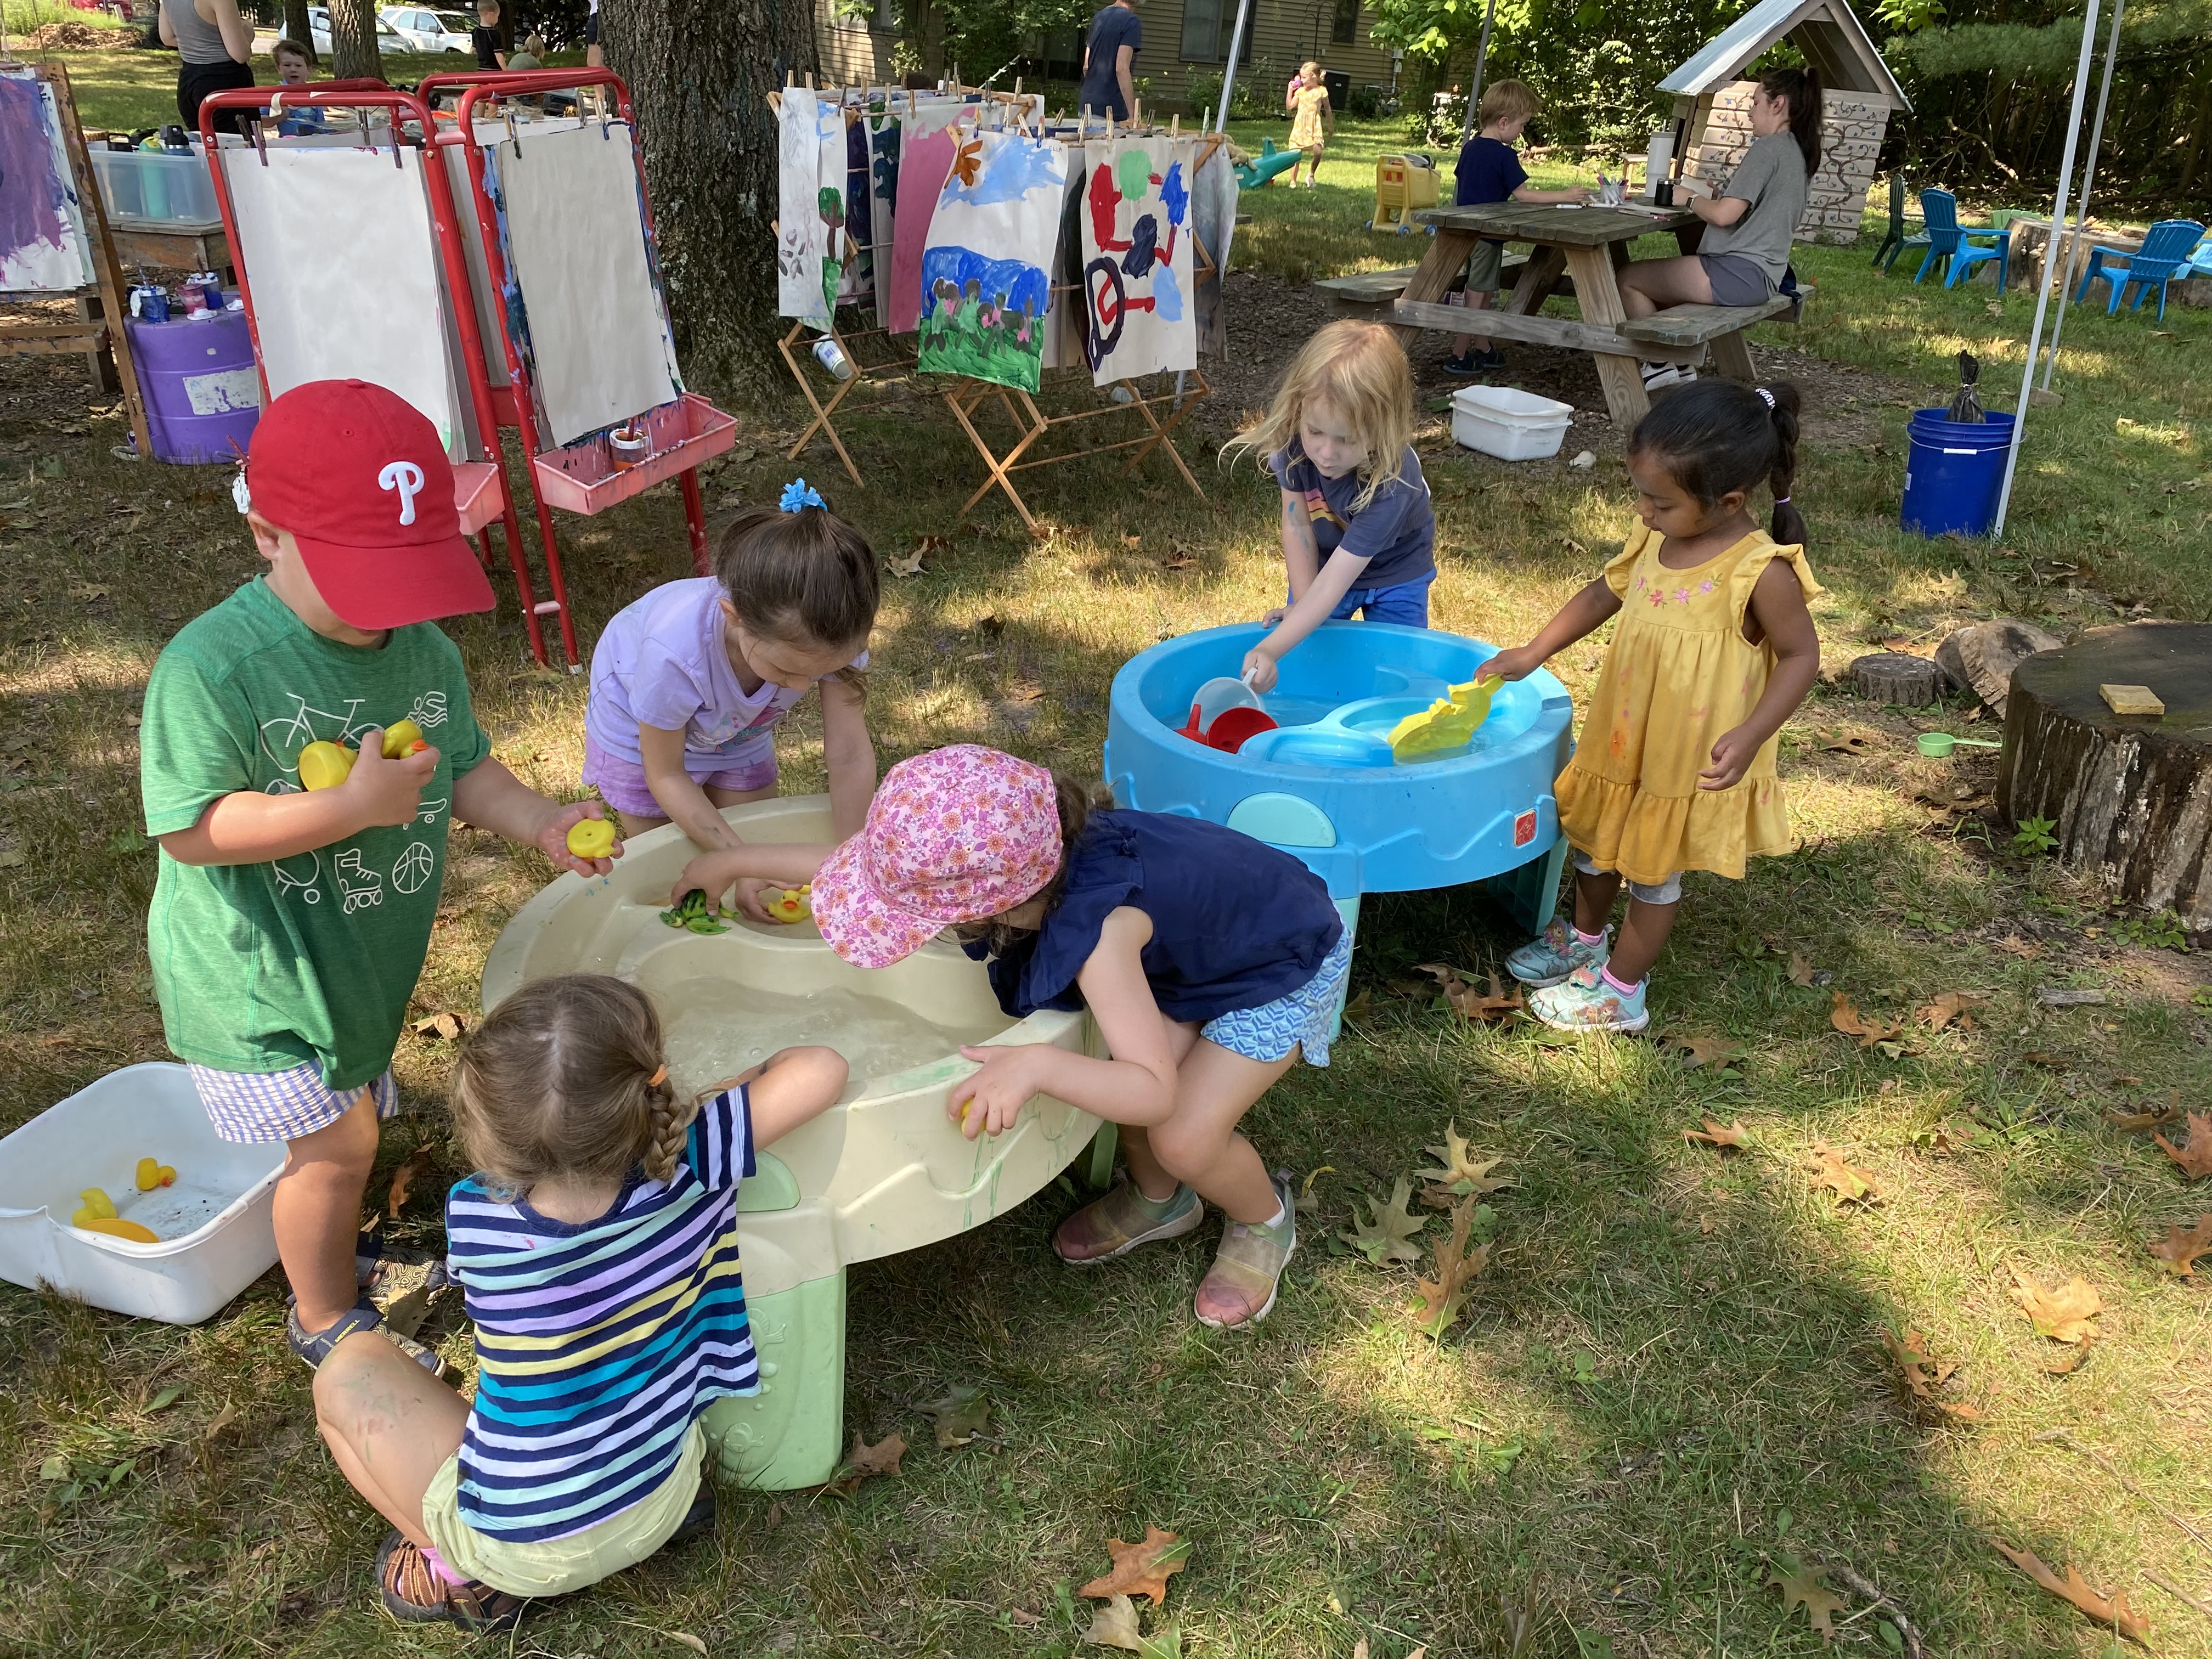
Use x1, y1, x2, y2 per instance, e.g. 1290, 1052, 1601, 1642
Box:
390, 840, 435, 895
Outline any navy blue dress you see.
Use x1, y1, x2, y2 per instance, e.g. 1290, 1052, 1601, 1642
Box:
970, 810, 1342, 1022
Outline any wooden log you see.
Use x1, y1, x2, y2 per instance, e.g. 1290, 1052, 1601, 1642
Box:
1849, 651, 1942, 706
1995, 622, 2212, 929
1934, 618, 2061, 715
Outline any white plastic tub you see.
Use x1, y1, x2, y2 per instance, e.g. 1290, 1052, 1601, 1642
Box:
1451, 383, 1575, 461
0, 1063, 284, 1324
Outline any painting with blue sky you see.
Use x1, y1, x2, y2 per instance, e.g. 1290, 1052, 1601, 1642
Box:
916, 131, 1069, 394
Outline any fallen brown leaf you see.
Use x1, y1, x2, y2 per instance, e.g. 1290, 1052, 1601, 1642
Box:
1787, 950, 1817, 987
1993, 1541, 2151, 1646
1880, 1328, 1982, 1421
1768, 1556, 1847, 1641
1079, 1526, 1189, 1606
2147, 1214, 2212, 1277
1684, 1119, 1750, 1149
2102, 1098, 2180, 1133
386, 1146, 432, 1218
1830, 992, 1903, 1047
1821, 733, 1877, 756
1663, 1031, 1742, 1069
1995, 933, 2044, 960
1083, 1594, 1144, 1650
1342, 1177, 1429, 1264
827, 1429, 906, 1494
1915, 990, 1988, 1032
2153, 1112, 2212, 1179
1160, 553, 1197, 571
411, 1011, 465, 1042
1418, 1121, 1515, 1204
1410, 1195, 1492, 1339
1807, 1142, 1882, 1205
2006, 1265, 2102, 1346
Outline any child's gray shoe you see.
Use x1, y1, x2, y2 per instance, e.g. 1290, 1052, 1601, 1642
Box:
1505, 919, 1610, 988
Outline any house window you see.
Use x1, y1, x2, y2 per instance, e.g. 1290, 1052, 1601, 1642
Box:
837, 0, 896, 32
1331, 0, 1359, 43
1180, 0, 1253, 61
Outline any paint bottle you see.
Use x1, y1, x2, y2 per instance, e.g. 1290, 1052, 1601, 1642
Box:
129, 285, 171, 323
811, 337, 854, 381
607, 425, 650, 470
178, 279, 208, 317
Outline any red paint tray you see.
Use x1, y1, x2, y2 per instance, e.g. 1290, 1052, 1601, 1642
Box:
530, 393, 737, 516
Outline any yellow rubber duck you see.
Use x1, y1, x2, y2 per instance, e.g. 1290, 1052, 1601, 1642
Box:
765, 885, 814, 924
137, 1156, 176, 1191
70, 1184, 161, 1241
1387, 675, 1502, 761
299, 720, 430, 791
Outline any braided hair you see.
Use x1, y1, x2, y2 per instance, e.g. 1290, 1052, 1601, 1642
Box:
452, 974, 702, 1199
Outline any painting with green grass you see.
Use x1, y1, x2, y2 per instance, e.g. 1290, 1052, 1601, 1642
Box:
915, 129, 1065, 393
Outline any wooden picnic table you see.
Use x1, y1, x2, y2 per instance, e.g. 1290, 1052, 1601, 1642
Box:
1398, 201, 1731, 425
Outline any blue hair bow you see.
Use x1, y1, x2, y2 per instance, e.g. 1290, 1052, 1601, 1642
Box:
780, 478, 827, 513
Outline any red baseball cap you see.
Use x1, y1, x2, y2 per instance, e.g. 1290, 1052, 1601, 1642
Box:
245, 379, 494, 630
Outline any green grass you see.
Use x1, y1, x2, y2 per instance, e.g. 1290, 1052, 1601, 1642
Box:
3, 106, 2211, 1658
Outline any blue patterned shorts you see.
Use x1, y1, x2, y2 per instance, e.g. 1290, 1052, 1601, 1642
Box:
1200, 928, 1355, 1068
188, 1062, 397, 1145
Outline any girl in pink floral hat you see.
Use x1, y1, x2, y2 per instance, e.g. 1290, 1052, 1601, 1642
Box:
670, 744, 1350, 1330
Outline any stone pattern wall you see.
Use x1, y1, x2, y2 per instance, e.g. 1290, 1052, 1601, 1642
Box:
1681, 81, 1889, 246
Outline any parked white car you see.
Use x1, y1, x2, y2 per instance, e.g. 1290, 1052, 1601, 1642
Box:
299, 6, 411, 56
379, 7, 477, 52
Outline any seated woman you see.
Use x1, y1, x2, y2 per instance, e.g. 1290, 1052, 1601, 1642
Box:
1618, 66, 1820, 392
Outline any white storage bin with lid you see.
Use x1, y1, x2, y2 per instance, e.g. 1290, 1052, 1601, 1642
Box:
0, 1063, 284, 1324
1450, 383, 1575, 462
88, 147, 223, 228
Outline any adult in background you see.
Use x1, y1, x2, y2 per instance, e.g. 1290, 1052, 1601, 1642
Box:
1616, 66, 1821, 392
1077, 0, 1141, 125
159, 0, 254, 136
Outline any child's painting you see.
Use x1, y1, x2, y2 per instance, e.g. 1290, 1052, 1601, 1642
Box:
866, 111, 900, 329
888, 104, 962, 335
776, 86, 830, 325
915, 131, 1067, 393
816, 99, 849, 316
0, 67, 91, 292
1188, 140, 1238, 358
1079, 136, 1195, 386
839, 109, 873, 306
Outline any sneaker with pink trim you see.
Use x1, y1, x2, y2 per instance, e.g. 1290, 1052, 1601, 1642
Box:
1528, 963, 1650, 1032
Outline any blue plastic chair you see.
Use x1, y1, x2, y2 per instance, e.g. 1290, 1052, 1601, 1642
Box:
2187, 232, 2212, 279
2075, 218, 2208, 320
1914, 190, 2009, 294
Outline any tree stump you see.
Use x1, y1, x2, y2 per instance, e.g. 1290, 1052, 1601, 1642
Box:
1934, 619, 2062, 715
1849, 652, 1942, 706
1996, 622, 2212, 928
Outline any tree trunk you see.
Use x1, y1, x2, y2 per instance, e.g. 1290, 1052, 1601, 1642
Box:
604, 0, 816, 401
1995, 622, 2212, 929
1849, 652, 1943, 707
328, 0, 384, 81
284, 0, 318, 64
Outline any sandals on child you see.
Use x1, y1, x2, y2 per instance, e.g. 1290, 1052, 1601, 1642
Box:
375, 1531, 527, 1633
286, 1294, 445, 1378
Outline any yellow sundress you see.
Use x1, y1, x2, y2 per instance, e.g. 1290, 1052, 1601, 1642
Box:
1288, 84, 1329, 150
1552, 522, 1822, 886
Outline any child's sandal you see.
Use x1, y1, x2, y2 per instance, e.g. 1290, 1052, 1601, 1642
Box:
286, 1295, 445, 1378
375, 1531, 527, 1633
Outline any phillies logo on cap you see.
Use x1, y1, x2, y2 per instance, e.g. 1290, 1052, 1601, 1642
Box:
379, 459, 426, 526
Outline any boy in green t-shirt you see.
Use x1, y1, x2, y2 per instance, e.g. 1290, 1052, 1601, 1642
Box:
140, 379, 621, 1373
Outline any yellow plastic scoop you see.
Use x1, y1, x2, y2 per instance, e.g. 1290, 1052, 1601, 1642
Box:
1387, 675, 1502, 760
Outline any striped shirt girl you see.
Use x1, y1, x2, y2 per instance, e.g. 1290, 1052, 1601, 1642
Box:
444, 1085, 758, 1542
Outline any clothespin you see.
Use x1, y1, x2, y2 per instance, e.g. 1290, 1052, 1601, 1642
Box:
252, 114, 267, 166
390, 115, 403, 167
505, 105, 520, 151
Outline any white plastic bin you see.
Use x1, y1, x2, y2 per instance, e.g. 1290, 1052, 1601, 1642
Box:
1450, 384, 1575, 461
0, 1063, 283, 1324
88, 147, 223, 229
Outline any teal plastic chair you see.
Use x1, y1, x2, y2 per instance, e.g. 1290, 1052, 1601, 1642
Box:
1872, 173, 1927, 273
2186, 232, 2212, 279
2074, 218, 2208, 320
1914, 190, 2009, 294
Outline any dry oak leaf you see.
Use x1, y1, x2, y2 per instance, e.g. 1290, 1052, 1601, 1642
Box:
2104, 1096, 2182, 1132
828, 1430, 906, 1493
1915, 990, 1988, 1032
1830, 992, 1903, 1047
1342, 1177, 1429, 1265
1082, 1593, 1144, 1651
411, 1011, 465, 1042
2006, 1266, 2102, 1347
1767, 1556, 1847, 1642
385, 1146, 433, 1219
1663, 1031, 1742, 1069
1079, 1526, 1189, 1607
1447, 972, 1526, 1023
1787, 949, 1818, 988
1807, 1142, 1882, 1205
1418, 1121, 1516, 1205
2147, 1214, 2212, 1277
1684, 1119, 1750, 1149
1410, 1195, 1493, 1340
1880, 1328, 1982, 1421
1993, 1541, 2152, 1647
2153, 1113, 2212, 1180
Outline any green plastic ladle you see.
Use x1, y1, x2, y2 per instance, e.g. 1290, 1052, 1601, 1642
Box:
1916, 731, 2002, 758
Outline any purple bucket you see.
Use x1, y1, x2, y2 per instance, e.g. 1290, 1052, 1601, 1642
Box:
125, 299, 261, 465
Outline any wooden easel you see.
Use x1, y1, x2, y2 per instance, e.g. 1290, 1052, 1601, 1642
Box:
0, 62, 151, 458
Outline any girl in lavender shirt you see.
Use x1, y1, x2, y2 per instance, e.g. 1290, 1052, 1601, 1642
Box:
582, 482, 878, 859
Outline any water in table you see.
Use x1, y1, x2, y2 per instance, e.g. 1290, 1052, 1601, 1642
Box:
657, 975, 1013, 1091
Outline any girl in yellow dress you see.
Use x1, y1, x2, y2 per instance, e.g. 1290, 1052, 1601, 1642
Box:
1286, 61, 1333, 187
1481, 380, 1822, 1031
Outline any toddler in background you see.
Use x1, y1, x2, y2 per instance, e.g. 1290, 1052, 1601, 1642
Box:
313, 974, 846, 1630
583, 479, 878, 853
1483, 379, 1821, 1031
1225, 319, 1436, 691
1445, 79, 1592, 375
1285, 61, 1333, 187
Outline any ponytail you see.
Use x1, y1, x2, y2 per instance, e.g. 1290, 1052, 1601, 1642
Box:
1628, 378, 1808, 549
1758, 65, 1824, 176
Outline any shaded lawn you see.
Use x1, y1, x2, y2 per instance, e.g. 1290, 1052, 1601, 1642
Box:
2, 117, 2211, 1659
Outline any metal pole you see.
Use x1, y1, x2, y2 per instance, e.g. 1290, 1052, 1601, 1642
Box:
1215, 0, 1254, 133
1991, 0, 2101, 540
1457, 0, 1500, 143
2040, 0, 2124, 386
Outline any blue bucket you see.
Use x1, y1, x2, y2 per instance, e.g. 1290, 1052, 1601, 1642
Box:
1901, 408, 2016, 538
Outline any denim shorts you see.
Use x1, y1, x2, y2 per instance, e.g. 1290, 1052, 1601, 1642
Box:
1315, 574, 1433, 628
1201, 929, 1355, 1068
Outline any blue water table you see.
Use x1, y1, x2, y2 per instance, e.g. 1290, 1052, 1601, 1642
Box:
1105, 622, 1576, 980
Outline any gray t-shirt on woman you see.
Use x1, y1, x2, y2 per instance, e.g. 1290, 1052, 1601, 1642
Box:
1700, 133, 1808, 290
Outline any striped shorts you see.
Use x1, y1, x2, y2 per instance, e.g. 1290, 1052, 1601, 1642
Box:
187, 1061, 398, 1146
